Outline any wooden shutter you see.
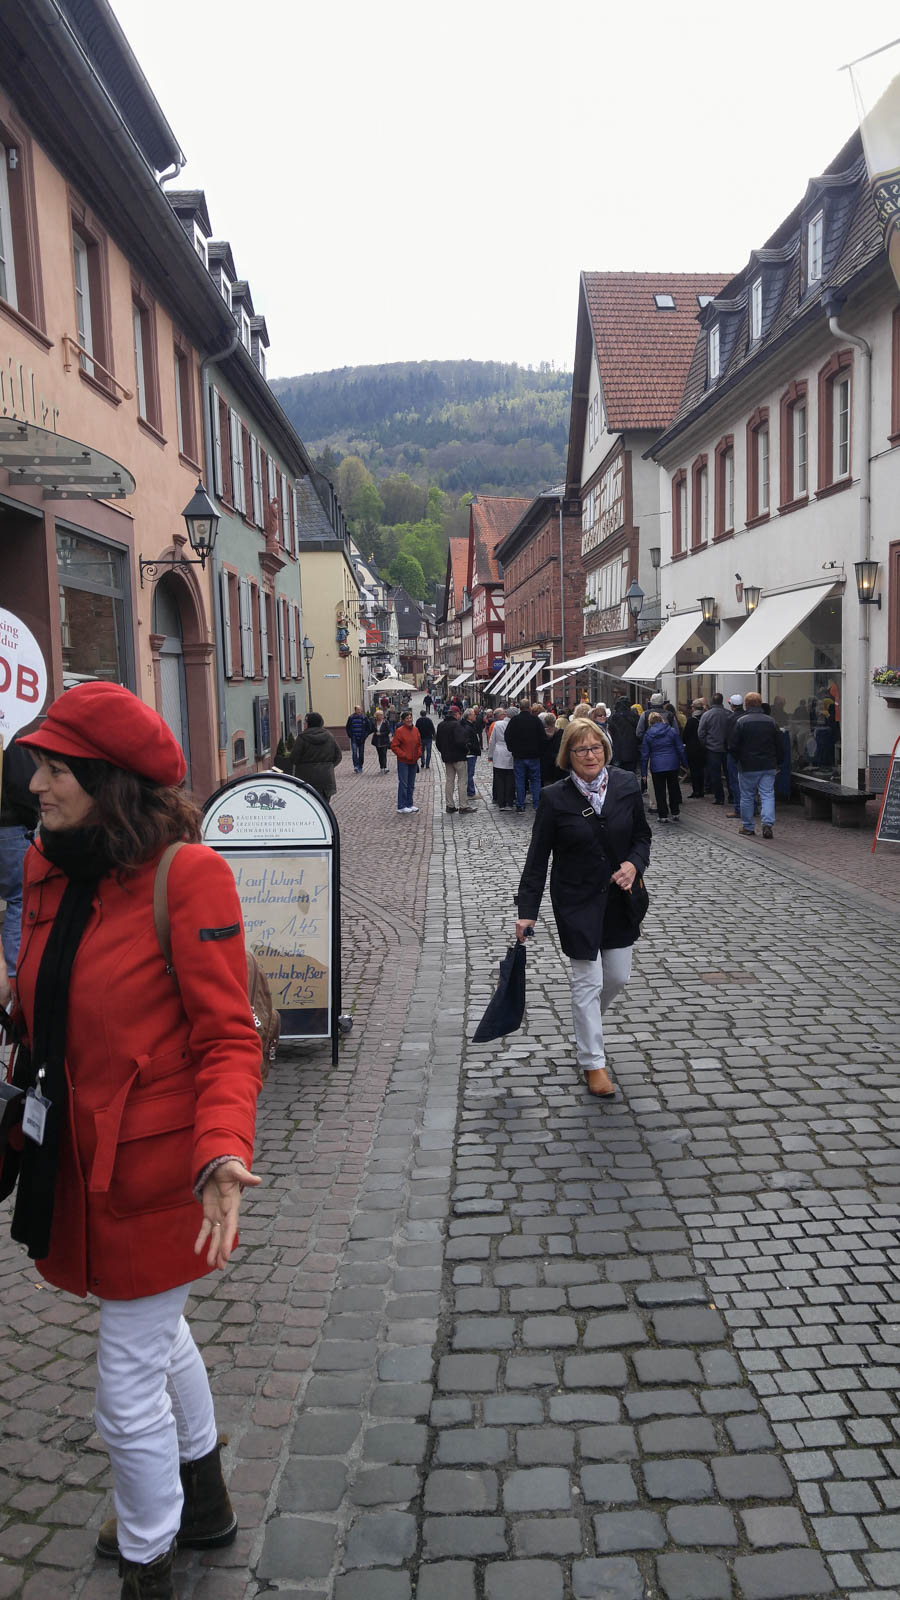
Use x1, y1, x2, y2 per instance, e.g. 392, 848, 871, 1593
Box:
288, 601, 298, 677
258, 587, 268, 674
210, 388, 223, 496
239, 577, 254, 677
219, 567, 232, 674
277, 597, 287, 678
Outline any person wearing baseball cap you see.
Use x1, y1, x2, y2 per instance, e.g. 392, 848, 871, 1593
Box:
725, 694, 747, 814
3, 682, 262, 1597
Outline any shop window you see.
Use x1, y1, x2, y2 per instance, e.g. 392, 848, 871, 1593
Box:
0, 112, 44, 333
132, 282, 162, 433
714, 436, 734, 538
691, 455, 708, 549
767, 595, 842, 776
817, 350, 852, 492
56, 527, 132, 687
671, 468, 687, 556
746, 407, 770, 523
779, 380, 808, 509
173, 341, 198, 463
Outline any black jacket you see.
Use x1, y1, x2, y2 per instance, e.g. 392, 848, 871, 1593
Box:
0, 736, 40, 828
463, 720, 481, 756
539, 728, 563, 785
608, 710, 639, 767
416, 715, 436, 741
504, 708, 545, 761
288, 727, 342, 799
435, 716, 469, 763
728, 712, 784, 771
517, 770, 652, 960
683, 714, 703, 755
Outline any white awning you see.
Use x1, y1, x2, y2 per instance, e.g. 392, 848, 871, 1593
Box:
489, 662, 517, 696
450, 669, 474, 687
483, 664, 507, 692
553, 649, 599, 670
700, 584, 837, 675
499, 660, 532, 698
512, 661, 542, 698
623, 610, 705, 682
582, 645, 642, 668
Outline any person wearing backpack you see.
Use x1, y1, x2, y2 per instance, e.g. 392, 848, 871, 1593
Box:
4, 683, 261, 1600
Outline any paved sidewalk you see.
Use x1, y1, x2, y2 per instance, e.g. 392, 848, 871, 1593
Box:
3, 755, 900, 1597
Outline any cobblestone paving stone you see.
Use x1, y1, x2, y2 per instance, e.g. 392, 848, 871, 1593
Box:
2, 740, 900, 1598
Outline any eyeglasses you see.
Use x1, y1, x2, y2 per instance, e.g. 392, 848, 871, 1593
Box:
571, 745, 605, 760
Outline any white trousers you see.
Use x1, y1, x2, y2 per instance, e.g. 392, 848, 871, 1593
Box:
94, 1284, 217, 1564
444, 761, 466, 808
569, 945, 633, 1076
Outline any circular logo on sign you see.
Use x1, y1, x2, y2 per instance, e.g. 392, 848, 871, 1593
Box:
217, 813, 235, 834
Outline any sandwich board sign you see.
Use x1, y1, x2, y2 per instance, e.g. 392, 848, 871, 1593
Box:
201, 772, 342, 1063
872, 734, 900, 851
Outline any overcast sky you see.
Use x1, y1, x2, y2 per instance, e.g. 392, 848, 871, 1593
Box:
111, 0, 897, 379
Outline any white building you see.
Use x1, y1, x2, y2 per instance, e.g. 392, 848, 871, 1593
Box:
641, 130, 900, 790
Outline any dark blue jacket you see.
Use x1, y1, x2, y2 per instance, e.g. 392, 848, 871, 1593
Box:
346, 712, 372, 743
641, 721, 687, 777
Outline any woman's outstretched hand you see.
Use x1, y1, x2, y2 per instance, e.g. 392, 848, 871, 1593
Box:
195, 1159, 262, 1269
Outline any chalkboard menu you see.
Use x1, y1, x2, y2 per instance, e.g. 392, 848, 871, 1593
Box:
873, 736, 900, 849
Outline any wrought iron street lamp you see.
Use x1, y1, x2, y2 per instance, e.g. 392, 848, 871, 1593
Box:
139, 482, 220, 588
855, 559, 881, 609
303, 634, 315, 712
625, 580, 645, 620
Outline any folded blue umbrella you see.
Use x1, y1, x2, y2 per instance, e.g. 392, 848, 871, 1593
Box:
472, 941, 527, 1042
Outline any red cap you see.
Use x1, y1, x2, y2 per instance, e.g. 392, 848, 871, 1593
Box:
18, 682, 187, 785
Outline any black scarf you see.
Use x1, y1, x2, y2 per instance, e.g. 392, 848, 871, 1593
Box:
10, 826, 111, 1260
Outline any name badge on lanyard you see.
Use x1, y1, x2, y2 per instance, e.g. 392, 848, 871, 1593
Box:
22, 1064, 51, 1146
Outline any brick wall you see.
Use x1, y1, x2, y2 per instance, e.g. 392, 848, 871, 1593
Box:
502, 506, 583, 696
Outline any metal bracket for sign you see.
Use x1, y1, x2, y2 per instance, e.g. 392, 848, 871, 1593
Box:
872, 732, 900, 852
201, 772, 343, 1065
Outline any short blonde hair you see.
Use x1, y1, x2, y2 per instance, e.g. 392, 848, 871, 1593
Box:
647, 711, 663, 726
571, 703, 593, 721
557, 720, 613, 771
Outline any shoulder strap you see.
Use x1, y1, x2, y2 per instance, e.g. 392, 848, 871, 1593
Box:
153, 841, 185, 971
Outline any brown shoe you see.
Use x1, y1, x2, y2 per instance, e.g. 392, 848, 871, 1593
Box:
118, 1543, 176, 1599
586, 1069, 616, 1098
98, 1441, 236, 1561
762, 824, 773, 839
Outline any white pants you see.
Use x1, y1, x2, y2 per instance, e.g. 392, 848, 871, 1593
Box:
444, 761, 466, 808
95, 1284, 217, 1564
570, 945, 633, 1076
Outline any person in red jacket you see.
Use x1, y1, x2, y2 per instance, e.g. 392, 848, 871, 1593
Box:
2, 683, 261, 1600
390, 709, 422, 813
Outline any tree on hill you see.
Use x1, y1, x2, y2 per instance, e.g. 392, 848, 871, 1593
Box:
386, 550, 427, 601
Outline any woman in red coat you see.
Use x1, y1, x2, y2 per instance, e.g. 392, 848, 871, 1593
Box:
2, 683, 261, 1600
389, 708, 422, 814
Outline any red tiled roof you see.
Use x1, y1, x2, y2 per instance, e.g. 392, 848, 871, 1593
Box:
583, 272, 733, 430
449, 535, 469, 608
469, 496, 530, 587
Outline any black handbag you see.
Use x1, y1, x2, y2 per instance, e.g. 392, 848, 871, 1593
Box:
0, 1010, 26, 1203
473, 941, 527, 1042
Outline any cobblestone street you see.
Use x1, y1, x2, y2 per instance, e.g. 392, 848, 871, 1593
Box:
3, 748, 900, 1599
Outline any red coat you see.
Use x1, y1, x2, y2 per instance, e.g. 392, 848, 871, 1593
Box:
14, 841, 261, 1300
390, 724, 422, 764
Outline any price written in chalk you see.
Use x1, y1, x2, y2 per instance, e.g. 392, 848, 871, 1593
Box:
227, 850, 331, 1011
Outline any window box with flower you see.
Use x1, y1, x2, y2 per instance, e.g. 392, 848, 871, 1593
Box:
873, 668, 900, 705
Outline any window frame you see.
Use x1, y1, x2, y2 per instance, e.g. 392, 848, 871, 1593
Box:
714, 435, 735, 539
708, 325, 720, 383
746, 406, 770, 524
778, 380, 809, 511
172, 335, 199, 466
750, 276, 762, 342
691, 454, 709, 550
807, 211, 824, 287
131, 279, 163, 435
817, 349, 853, 494
671, 467, 688, 557
0, 103, 45, 338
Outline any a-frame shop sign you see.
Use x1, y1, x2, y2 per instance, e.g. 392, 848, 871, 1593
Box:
872, 733, 900, 851
202, 773, 343, 1064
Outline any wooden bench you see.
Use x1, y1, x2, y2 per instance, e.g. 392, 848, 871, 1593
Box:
793, 774, 876, 829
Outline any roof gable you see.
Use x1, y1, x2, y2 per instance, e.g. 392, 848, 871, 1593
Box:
468, 495, 530, 588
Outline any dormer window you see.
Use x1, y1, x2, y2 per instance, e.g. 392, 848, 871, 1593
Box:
750, 277, 762, 342
218, 271, 232, 309
257, 346, 267, 379
192, 223, 208, 267
708, 325, 720, 383
240, 309, 251, 351
807, 211, 824, 286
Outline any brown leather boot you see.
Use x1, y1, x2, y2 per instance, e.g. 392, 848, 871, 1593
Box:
98, 1441, 237, 1560
119, 1542, 176, 1599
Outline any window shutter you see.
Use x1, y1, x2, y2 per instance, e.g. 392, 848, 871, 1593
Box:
277, 598, 287, 678
239, 577, 254, 677
210, 388, 223, 496
219, 567, 232, 674
258, 587, 269, 673
230, 411, 246, 514
288, 601, 298, 676
280, 472, 289, 548
267, 458, 278, 533
250, 437, 262, 526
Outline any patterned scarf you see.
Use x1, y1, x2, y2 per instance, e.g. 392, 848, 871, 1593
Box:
570, 767, 609, 816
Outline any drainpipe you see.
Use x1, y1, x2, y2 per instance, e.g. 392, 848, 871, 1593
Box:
158, 158, 184, 188
822, 289, 871, 789
558, 489, 567, 672
200, 329, 241, 775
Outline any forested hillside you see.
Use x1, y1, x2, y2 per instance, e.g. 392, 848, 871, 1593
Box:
271, 359, 572, 604
272, 360, 571, 499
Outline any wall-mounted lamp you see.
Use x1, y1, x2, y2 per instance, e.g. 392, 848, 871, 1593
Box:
698, 595, 719, 627
743, 585, 761, 616
649, 547, 661, 570
854, 559, 881, 609
139, 481, 220, 588
625, 580, 645, 620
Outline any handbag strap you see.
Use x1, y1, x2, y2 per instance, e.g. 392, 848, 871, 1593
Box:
152, 841, 185, 973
